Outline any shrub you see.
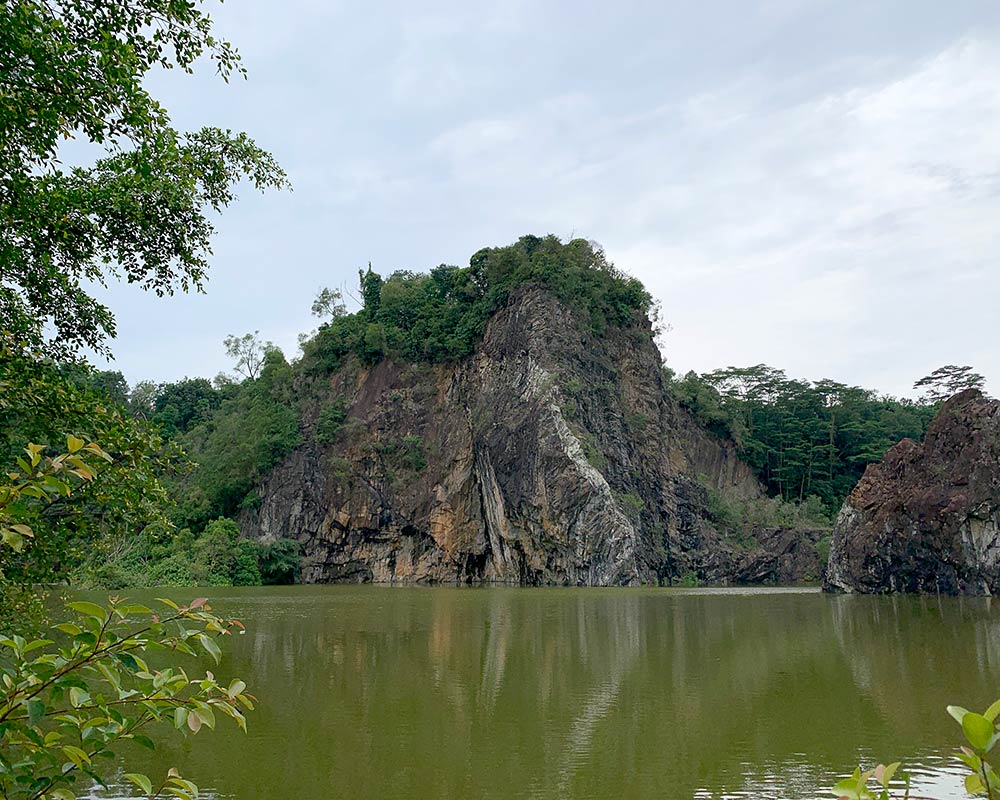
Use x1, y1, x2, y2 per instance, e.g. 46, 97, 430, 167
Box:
315, 400, 347, 445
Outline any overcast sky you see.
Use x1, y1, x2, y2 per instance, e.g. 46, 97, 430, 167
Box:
92, 0, 1000, 398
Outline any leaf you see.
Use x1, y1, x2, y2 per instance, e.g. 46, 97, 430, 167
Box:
830, 778, 860, 799
194, 704, 216, 730
125, 773, 153, 795
187, 709, 202, 733
963, 712, 995, 750
66, 434, 85, 453
65, 601, 107, 622
26, 698, 45, 726
197, 633, 221, 665
69, 687, 91, 709
966, 772, 986, 795
61, 745, 91, 767
985, 699, 1000, 722
948, 705, 971, 725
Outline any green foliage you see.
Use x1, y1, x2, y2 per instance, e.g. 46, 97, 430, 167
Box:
705, 489, 832, 539
577, 432, 606, 471
677, 571, 700, 588
625, 412, 650, 433
913, 364, 986, 403
173, 350, 301, 529
79, 518, 288, 589
0, 358, 179, 595
302, 236, 651, 372
0, 597, 253, 800
833, 699, 1000, 799
1, 0, 288, 358
400, 435, 427, 472
670, 366, 936, 512
615, 492, 645, 521
149, 378, 221, 436
258, 538, 302, 585
315, 400, 348, 445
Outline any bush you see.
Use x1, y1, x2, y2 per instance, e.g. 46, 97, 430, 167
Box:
315, 400, 347, 444
259, 538, 301, 584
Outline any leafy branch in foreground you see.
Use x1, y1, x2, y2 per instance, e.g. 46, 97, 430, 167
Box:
0, 436, 112, 555
832, 699, 1000, 799
0, 596, 253, 800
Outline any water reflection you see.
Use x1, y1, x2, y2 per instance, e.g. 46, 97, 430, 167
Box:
75, 586, 1000, 799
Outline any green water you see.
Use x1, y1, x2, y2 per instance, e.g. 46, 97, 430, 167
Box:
81, 585, 1000, 799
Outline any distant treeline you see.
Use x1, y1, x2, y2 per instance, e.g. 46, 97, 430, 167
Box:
667, 366, 937, 512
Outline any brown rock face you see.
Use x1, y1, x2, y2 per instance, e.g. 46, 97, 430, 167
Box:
824, 389, 1000, 595
241, 288, 768, 585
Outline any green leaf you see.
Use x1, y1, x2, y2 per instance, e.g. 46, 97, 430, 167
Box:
125, 773, 153, 795
948, 705, 971, 725
61, 744, 91, 767
966, 772, 986, 795
985, 699, 1000, 722
963, 712, 995, 750
830, 778, 860, 799
26, 698, 45, 726
197, 633, 221, 664
65, 601, 107, 622
69, 687, 90, 708
67, 434, 84, 453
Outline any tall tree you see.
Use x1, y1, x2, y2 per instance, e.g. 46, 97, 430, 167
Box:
913, 365, 986, 403
0, 0, 288, 357
223, 332, 272, 381
311, 287, 347, 320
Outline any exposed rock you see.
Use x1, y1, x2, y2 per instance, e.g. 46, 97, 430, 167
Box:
722, 527, 829, 585
824, 389, 1000, 595
242, 287, 781, 585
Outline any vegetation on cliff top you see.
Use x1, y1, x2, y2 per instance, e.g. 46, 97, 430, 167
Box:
300, 234, 653, 372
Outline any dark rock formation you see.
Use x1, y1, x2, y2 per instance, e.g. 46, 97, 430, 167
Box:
242, 287, 805, 585
824, 389, 1000, 595
723, 527, 829, 585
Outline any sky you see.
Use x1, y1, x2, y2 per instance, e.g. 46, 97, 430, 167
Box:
91, 0, 1000, 398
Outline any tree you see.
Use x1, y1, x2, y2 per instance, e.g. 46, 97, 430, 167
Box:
311, 287, 347, 320
223, 332, 272, 381
0, 0, 289, 358
913, 365, 986, 403
0, 353, 181, 596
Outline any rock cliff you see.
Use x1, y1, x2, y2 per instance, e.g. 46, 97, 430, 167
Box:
242, 287, 774, 585
824, 389, 1000, 595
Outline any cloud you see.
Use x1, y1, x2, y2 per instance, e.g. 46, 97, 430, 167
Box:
93, 2, 1000, 400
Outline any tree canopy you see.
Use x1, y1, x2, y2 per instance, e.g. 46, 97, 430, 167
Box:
302, 235, 652, 372
1, 0, 288, 357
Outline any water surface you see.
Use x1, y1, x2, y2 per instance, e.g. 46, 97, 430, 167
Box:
81, 586, 1000, 799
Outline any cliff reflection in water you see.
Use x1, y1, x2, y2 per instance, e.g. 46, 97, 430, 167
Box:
88, 586, 1000, 800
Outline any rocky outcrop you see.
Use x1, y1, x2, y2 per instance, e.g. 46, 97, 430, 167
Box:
824, 389, 1000, 595
242, 287, 774, 585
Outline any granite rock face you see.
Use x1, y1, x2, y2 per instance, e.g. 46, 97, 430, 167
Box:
824, 389, 1000, 595
242, 287, 773, 585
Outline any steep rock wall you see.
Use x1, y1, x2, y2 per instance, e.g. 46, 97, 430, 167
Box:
242, 288, 764, 585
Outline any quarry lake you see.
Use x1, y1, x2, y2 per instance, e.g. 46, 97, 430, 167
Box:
80, 585, 1000, 800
